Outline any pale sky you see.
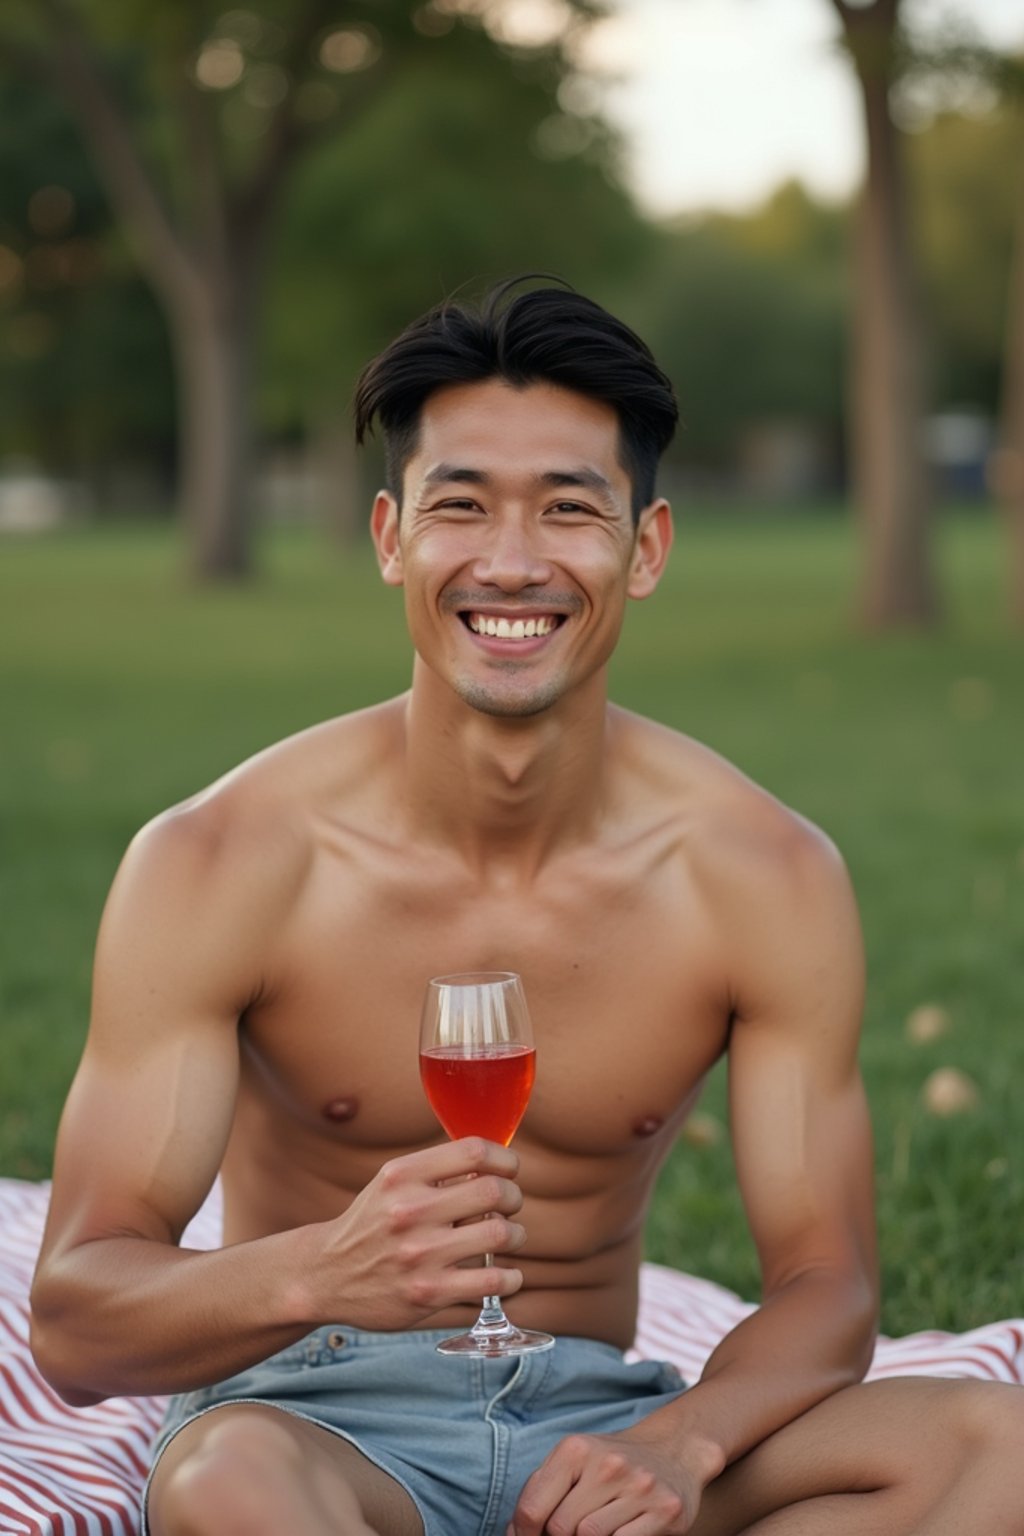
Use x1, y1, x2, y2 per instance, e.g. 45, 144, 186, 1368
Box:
585, 0, 1024, 217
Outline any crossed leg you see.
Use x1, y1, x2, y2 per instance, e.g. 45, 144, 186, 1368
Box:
147, 1377, 1024, 1535
147, 1402, 425, 1536
693, 1377, 1024, 1536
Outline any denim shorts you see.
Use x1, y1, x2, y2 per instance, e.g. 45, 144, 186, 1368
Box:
142, 1324, 686, 1536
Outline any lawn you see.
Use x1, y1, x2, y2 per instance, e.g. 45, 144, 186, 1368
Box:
1, 510, 1021, 1335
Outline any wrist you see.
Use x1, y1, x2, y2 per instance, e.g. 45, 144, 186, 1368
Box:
628, 1400, 728, 1487
684, 1429, 727, 1486
270, 1221, 327, 1330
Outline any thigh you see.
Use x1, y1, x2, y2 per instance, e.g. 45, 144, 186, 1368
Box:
147, 1401, 425, 1536
691, 1377, 1012, 1536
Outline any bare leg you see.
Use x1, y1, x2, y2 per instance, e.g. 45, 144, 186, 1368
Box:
691, 1378, 1024, 1536
148, 1402, 425, 1536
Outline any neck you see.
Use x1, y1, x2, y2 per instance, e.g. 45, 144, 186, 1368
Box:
400, 657, 612, 876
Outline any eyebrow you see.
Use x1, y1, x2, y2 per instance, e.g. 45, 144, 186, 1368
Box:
420, 463, 618, 510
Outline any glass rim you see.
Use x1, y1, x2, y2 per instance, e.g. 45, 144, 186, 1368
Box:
426, 970, 520, 989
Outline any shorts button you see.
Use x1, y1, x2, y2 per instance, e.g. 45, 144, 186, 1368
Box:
326, 1330, 346, 1350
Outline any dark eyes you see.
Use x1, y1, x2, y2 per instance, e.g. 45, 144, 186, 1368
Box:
435, 499, 595, 516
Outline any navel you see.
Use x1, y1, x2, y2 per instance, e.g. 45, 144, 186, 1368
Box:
633, 1113, 664, 1138
323, 1096, 360, 1123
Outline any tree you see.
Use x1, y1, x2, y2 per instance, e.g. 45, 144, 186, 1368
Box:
0, 74, 173, 490
261, 15, 650, 474
986, 57, 1024, 626
260, 25, 651, 539
830, 0, 940, 628
907, 106, 1018, 412
0, 0, 615, 578
899, 33, 1024, 624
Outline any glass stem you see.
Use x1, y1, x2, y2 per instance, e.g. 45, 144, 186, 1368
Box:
475, 1255, 511, 1331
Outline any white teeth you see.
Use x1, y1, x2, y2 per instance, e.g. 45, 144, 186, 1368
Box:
467, 613, 558, 639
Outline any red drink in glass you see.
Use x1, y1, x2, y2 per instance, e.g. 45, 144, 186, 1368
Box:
420, 1044, 536, 1146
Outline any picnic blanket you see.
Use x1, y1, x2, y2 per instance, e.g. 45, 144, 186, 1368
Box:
2, 1177, 1022, 1536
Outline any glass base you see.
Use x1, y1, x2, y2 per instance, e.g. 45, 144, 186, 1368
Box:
436, 1322, 555, 1358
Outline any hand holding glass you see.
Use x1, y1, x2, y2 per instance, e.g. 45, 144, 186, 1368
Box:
419, 972, 554, 1357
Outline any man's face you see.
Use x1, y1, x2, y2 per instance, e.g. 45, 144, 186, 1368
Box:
371, 378, 671, 719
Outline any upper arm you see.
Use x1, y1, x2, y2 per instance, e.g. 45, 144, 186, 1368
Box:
37, 799, 297, 1270
724, 820, 877, 1302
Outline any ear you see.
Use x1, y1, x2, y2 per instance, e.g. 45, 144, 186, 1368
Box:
626, 499, 673, 600
371, 491, 403, 586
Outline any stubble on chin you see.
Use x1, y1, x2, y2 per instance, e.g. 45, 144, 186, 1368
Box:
454, 669, 565, 720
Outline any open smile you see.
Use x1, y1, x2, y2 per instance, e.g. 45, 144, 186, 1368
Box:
462, 611, 564, 641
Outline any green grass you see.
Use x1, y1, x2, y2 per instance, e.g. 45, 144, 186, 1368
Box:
2, 511, 1022, 1335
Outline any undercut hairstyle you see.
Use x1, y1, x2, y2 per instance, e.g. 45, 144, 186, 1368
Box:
352, 276, 678, 521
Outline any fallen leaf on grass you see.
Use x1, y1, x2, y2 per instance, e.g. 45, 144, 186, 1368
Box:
905, 1004, 951, 1045
922, 1067, 980, 1117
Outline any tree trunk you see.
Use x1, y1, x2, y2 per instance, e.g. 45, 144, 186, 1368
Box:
167, 254, 262, 580
840, 2, 941, 628
994, 175, 1024, 626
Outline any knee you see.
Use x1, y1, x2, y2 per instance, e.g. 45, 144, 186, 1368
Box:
150, 1410, 307, 1536
952, 1381, 1024, 1459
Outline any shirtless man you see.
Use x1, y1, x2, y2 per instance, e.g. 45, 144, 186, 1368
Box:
31, 280, 1023, 1536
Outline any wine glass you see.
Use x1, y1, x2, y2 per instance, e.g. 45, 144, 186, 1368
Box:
419, 971, 554, 1357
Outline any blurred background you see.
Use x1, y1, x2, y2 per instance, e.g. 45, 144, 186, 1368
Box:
1, 0, 1022, 1330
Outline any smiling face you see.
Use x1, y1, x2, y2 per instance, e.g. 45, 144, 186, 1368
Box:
371, 379, 672, 720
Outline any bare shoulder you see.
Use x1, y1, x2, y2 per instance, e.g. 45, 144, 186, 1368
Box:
611, 707, 862, 1015
612, 704, 843, 873
101, 697, 408, 994
132, 696, 404, 867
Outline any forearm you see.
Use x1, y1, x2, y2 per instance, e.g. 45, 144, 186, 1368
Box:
32, 1139, 526, 1407
643, 1267, 878, 1478
30, 1226, 319, 1406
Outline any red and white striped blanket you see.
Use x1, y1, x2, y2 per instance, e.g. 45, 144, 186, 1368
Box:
2, 1177, 1022, 1535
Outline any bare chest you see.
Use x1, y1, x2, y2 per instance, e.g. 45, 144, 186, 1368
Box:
234, 843, 729, 1168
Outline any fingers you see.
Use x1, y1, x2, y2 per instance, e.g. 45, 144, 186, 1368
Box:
426, 1170, 523, 1224
510, 1434, 691, 1536
315, 1137, 530, 1330
369, 1142, 527, 1314
510, 1441, 580, 1535
402, 1258, 524, 1315
389, 1137, 520, 1187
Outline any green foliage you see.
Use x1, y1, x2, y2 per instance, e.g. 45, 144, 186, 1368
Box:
630, 184, 848, 468
261, 16, 649, 427
1, 3, 1021, 512
1, 512, 1021, 1334
908, 104, 1023, 408
0, 0, 643, 484
0, 73, 173, 470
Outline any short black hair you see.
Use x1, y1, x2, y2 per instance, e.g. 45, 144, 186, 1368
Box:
353, 275, 678, 520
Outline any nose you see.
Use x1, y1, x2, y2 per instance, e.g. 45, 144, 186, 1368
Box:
470, 516, 552, 592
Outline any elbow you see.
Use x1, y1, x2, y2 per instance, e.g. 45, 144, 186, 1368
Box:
844, 1275, 880, 1384
29, 1281, 108, 1409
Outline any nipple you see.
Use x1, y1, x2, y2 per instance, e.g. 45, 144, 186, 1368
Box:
324, 1096, 359, 1123
633, 1114, 664, 1138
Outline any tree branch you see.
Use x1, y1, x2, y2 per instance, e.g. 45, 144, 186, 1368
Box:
233, 0, 337, 237
233, 1, 394, 252
176, 77, 230, 279
36, 0, 197, 307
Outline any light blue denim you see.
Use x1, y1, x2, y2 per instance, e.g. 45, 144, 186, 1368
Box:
142, 1324, 686, 1536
